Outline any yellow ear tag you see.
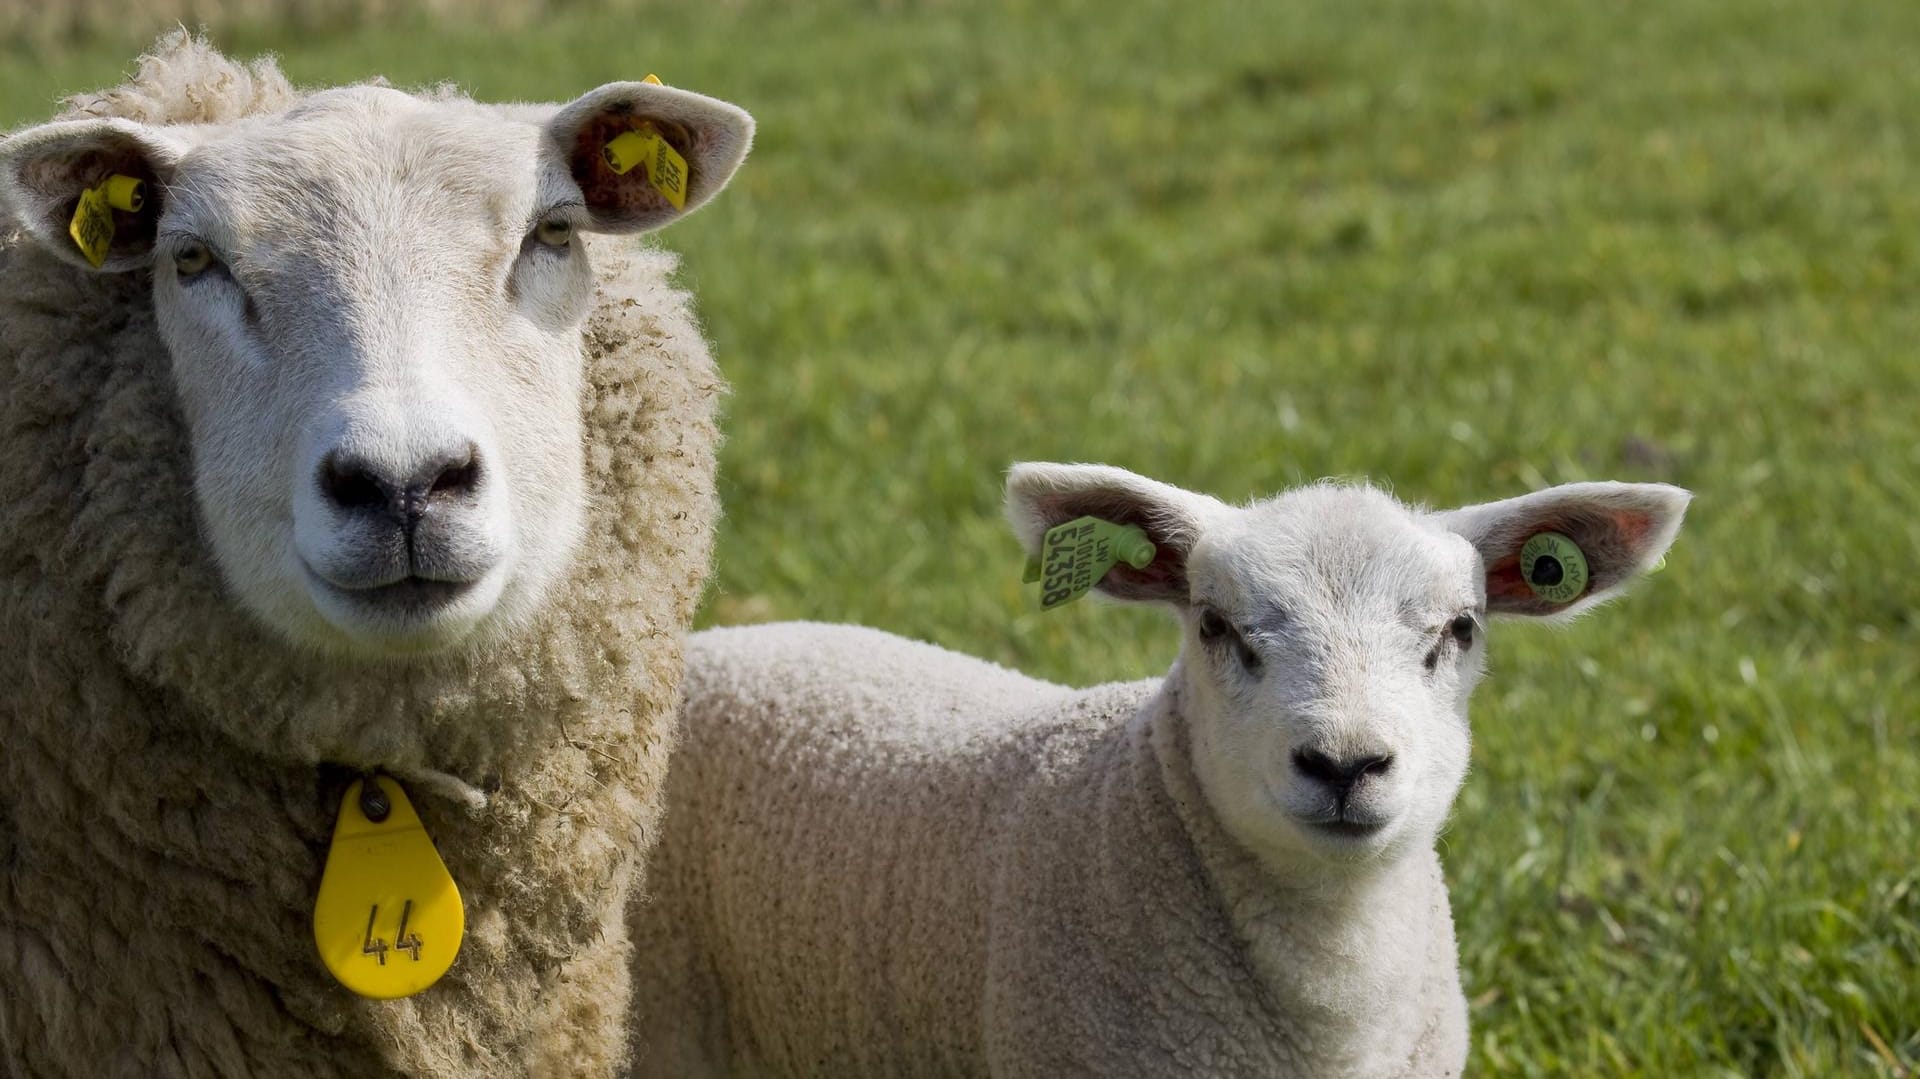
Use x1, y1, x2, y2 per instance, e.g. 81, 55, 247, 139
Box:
603, 128, 661, 176
645, 133, 689, 209
67, 174, 142, 268
642, 73, 663, 85
312, 777, 465, 1000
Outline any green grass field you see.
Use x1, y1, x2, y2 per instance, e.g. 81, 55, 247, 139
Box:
7, 1, 1917, 1073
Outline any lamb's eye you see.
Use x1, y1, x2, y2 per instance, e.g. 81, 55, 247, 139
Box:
533, 217, 573, 247
1449, 613, 1477, 648
174, 241, 216, 277
1199, 608, 1262, 675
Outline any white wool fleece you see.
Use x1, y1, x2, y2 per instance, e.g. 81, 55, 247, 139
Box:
628, 464, 1688, 1078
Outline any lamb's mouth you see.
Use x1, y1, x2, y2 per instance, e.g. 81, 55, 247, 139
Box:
1294, 811, 1390, 841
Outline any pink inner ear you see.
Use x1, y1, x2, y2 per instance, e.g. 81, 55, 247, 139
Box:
568, 108, 701, 222
1028, 490, 1190, 602
1486, 555, 1533, 605
1612, 509, 1654, 543
20, 142, 163, 258
1486, 506, 1659, 610
1103, 552, 1183, 594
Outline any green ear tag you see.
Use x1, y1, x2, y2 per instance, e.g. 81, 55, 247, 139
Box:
1520, 532, 1589, 604
1028, 516, 1156, 610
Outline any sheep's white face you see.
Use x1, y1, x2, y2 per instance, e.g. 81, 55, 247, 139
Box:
154, 90, 591, 654
1007, 463, 1690, 874
1, 81, 753, 655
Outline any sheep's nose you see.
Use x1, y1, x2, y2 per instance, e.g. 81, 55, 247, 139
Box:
1291, 747, 1394, 798
318, 446, 481, 529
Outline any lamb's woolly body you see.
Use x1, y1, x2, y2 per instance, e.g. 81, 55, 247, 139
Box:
629, 624, 1466, 1077
1, 38, 724, 1077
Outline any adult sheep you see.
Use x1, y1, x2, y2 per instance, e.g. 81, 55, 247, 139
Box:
0, 34, 752, 1077
630, 463, 1690, 1077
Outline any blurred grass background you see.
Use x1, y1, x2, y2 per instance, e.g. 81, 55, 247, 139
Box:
6, 0, 1917, 1073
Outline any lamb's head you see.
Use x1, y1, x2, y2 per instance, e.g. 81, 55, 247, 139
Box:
1008, 463, 1689, 871
0, 79, 752, 655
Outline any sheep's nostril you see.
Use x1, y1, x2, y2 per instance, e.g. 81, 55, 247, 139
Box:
1291, 748, 1345, 786
319, 453, 392, 514
427, 446, 481, 500
1359, 754, 1394, 778
318, 445, 479, 526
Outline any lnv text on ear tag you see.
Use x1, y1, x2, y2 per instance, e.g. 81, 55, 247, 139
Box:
313, 777, 464, 999
1519, 532, 1590, 604
1031, 516, 1156, 610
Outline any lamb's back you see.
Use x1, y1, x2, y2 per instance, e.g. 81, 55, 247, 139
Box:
631, 622, 1150, 1076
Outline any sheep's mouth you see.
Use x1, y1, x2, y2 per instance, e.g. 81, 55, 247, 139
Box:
301, 558, 490, 630
337, 575, 477, 611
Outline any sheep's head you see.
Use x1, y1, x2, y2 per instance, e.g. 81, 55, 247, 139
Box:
1008, 463, 1689, 871
0, 80, 752, 655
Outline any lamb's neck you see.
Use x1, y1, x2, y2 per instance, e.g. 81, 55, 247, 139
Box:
1131, 675, 1457, 1075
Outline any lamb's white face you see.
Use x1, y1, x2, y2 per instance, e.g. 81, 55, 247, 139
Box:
1, 80, 753, 655
1177, 489, 1482, 865
1007, 463, 1691, 874
1171, 489, 1479, 863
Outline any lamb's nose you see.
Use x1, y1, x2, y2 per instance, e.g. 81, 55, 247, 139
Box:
319, 446, 481, 528
1291, 747, 1394, 798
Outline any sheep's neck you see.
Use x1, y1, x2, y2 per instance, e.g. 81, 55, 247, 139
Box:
0, 656, 645, 1079
1136, 678, 1461, 1075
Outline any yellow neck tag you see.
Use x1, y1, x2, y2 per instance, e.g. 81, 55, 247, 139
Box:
312, 777, 465, 1000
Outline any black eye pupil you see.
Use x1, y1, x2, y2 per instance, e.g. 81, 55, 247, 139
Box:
1450, 615, 1475, 646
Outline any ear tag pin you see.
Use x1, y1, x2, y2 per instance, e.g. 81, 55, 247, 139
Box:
600, 74, 691, 211
67, 174, 145, 269
1026, 516, 1156, 610
1519, 532, 1590, 604
313, 776, 465, 999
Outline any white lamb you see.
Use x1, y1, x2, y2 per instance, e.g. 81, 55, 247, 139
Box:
628, 462, 1690, 1077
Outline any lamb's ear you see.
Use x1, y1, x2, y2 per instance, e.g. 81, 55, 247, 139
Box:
1005, 463, 1218, 607
0, 117, 183, 272
1437, 481, 1691, 619
547, 80, 753, 234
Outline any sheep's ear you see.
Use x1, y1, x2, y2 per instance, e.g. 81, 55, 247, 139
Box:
1004, 463, 1219, 607
1437, 482, 1691, 619
0, 117, 183, 272
547, 80, 753, 234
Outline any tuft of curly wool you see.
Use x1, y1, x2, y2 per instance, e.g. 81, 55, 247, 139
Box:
58, 29, 298, 124
1, 37, 725, 1079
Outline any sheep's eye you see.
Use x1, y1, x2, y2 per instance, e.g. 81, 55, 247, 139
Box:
174, 241, 216, 277
533, 217, 573, 247
1450, 613, 1477, 648
1199, 609, 1233, 641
